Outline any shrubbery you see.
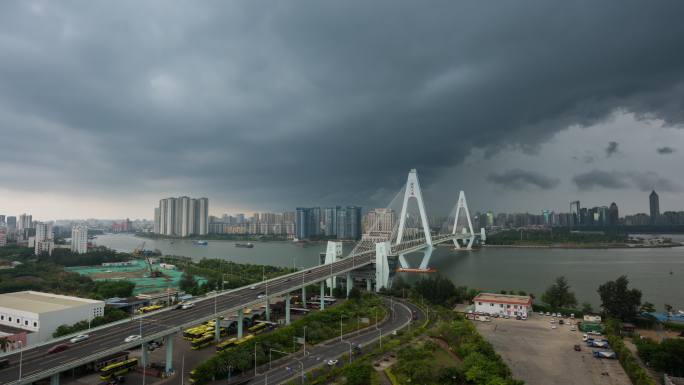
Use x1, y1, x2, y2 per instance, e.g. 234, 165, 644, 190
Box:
606, 335, 655, 385
634, 337, 684, 377
53, 307, 129, 337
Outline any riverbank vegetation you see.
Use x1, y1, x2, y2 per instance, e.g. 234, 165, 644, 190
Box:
190, 293, 387, 384
487, 228, 627, 246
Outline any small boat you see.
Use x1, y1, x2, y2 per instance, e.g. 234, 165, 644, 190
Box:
193, 240, 208, 246
235, 243, 254, 248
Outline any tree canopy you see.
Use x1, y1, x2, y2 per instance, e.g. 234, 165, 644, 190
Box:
541, 276, 578, 309
597, 275, 642, 320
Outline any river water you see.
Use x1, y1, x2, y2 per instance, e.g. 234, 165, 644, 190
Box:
94, 234, 684, 309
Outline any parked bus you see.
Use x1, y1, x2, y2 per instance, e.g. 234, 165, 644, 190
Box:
235, 334, 254, 345
99, 358, 138, 380
87, 351, 130, 372
248, 322, 268, 335
183, 325, 212, 340
216, 337, 238, 352
137, 304, 163, 314
191, 333, 215, 350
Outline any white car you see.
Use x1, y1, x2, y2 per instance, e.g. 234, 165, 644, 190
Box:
551, 325, 557, 329
257, 294, 266, 299
124, 335, 142, 343
570, 326, 577, 331
69, 334, 89, 343
249, 285, 257, 290
545, 312, 551, 316
327, 359, 339, 366
181, 303, 195, 309
582, 334, 588, 341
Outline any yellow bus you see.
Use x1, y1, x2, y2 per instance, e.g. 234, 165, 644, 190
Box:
99, 358, 138, 380
137, 305, 163, 314
190, 333, 215, 350
248, 322, 268, 335
183, 325, 212, 340
216, 337, 237, 352
235, 334, 254, 345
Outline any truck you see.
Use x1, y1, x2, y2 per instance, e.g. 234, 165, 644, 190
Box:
593, 350, 616, 359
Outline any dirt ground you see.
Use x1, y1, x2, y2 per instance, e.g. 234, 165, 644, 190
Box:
475, 313, 631, 385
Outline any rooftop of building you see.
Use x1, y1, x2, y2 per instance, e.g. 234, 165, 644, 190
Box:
0, 291, 103, 314
474, 292, 533, 306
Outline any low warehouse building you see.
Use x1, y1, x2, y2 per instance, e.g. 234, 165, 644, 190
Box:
0, 291, 105, 345
474, 293, 533, 317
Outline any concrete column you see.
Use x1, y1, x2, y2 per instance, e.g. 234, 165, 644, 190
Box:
366, 278, 371, 292
237, 308, 244, 339
320, 281, 325, 310
50, 373, 59, 385
214, 317, 221, 342
330, 276, 335, 297
141, 343, 149, 368
346, 272, 352, 298
265, 299, 271, 321
301, 286, 307, 308
285, 293, 291, 325
165, 336, 174, 373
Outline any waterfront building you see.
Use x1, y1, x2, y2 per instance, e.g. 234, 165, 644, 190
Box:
34, 222, 54, 256
649, 190, 659, 225
70, 225, 88, 254
0, 291, 104, 345
365, 208, 396, 233
473, 293, 533, 317
0, 227, 6, 247
323, 207, 337, 237
155, 196, 208, 237
608, 203, 619, 226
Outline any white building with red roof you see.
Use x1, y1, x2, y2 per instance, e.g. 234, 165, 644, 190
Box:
474, 293, 533, 317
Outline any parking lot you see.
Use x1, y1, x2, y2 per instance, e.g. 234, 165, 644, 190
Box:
474, 313, 631, 385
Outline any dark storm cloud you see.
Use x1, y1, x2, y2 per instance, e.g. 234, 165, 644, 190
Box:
487, 169, 559, 190
1, 1, 684, 211
605, 142, 619, 157
657, 146, 676, 154
573, 170, 681, 192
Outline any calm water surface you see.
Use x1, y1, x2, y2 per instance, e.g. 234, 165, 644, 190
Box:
95, 234, 684, 309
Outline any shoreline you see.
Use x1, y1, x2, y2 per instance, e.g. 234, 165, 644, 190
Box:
484, 243, 684, 249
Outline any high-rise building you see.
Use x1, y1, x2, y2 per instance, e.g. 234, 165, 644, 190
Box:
365, 208, 395, 233
6, 216, 16, 230
323, 207, 337, 236
70, 225, 88, 254
608, 202, 619, 226
18, 214, 33, 231
0, 215, 5, 226
347, 206, 362, 240
0, 226, 6, 247
34, 222, 54, 256
649, 190, 659, 225
156, 196, 208, 237
153, 207, 161, 234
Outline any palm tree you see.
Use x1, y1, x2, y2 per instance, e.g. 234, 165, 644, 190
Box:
0, 337, 10, 353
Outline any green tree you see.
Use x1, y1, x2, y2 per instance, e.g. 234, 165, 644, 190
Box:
541, 276, 578, 309
0, 337, 10, 352
639, 302, 656, 313
597, 275, 642, 320
413, 274, 457, 305
179, 272, 197, 292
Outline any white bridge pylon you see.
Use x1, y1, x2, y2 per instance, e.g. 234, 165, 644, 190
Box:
394, 169, 434, 271
453, 190, 475, 250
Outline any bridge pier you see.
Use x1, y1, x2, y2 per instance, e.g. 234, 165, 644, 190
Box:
237, 308, 244, 339
50, 373, 59, 385
301, 286, 306, 308
285, 293, 291, 325
165, 335, 174, 373
141, 342, 149, 370
265, 298, 271, 321
346, 272, 352, 298
366, 278, 371, 292
320, 281, 325, 310
375, 241, 391, 292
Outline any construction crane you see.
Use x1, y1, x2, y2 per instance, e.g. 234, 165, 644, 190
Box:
134, 241, 162, 278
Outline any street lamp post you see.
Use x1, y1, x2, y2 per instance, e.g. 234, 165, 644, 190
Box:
343, 340, 353, 364
294, 358, 305, 385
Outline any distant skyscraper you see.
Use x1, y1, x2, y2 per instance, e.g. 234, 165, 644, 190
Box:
71, 225, 88, 254
153, 207, 161, 234
197, 198, 209, 236
323, 207, 337, 236
347, 206, 362, 240
0, 215, 5, 225
649, 190, 659, 224
366, 208, 395, 233
296, 208, 309, 239
34, 222, 54, 256
18, 213, 33, 231
0, 226, 6, 247
608, 202, 619, 226
6, 216, 16, 230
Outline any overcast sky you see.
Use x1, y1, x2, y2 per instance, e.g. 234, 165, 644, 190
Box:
1, 1, 684, 220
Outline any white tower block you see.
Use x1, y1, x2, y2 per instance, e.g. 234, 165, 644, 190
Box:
375, 241, 391, 292
325, 241, 342, 289
395, 169, 433, 247
453, 190, 475, 250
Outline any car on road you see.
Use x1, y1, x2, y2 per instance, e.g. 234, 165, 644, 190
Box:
181, 302, 195, 309
545, 312, 551, 316
47, 344, 70, 354
551, 325, 557, 329
521, 315, 527, 320
124, 335, 142, 343
574, 344, 581, 351
582, 334, 588, 341
327, 359, 338, 366
69, 334, 90, 343
257, 293, 266, 299
249, 285, 257, 290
